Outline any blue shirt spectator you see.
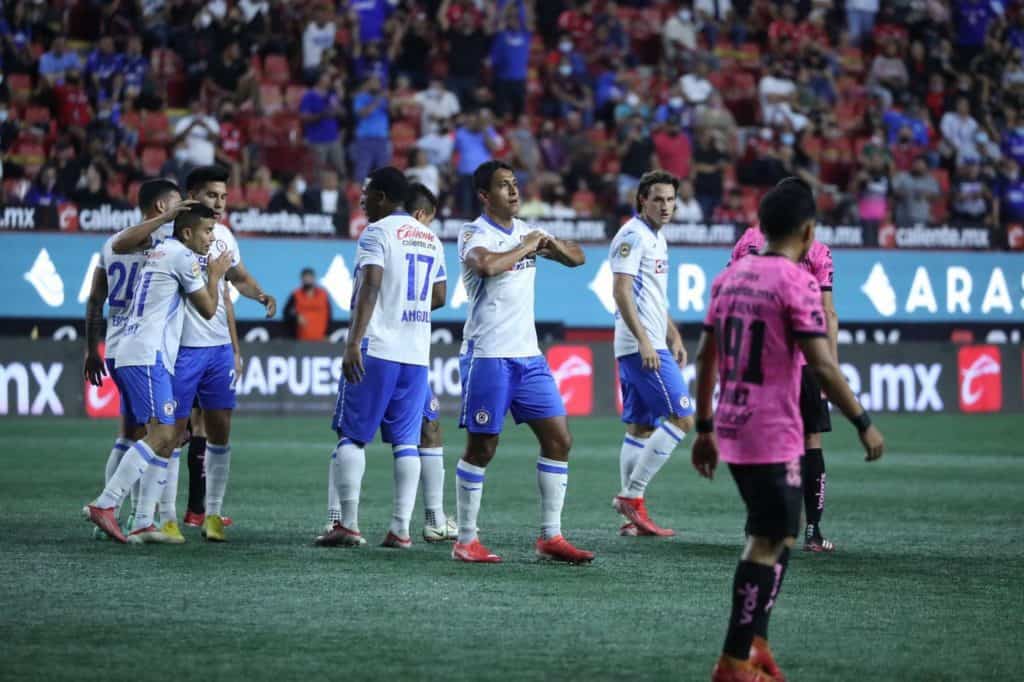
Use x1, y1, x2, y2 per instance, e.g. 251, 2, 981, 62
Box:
300, 88, 341, 144
353, 87, 389, 139
1003, 126, 1024, 166
39, 38, 82, 85
883, 108, 930, 146
86, 37, 124, 94
454, 123, 496, 175
491, 0, 530, 82
954, 0, 1003, 48
349, 0, 394, 44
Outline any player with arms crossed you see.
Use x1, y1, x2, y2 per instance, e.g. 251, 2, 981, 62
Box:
323, 181, 457, 542
691, 179, 884, 682
83, 207, 231, 544
316, 168, 445, 549
84, 179, 192, 539
609, 170, 695, 537
453, 160, 593, 564
730, 184, 839, 552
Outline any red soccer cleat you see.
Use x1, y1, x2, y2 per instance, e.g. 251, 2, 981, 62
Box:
536, 535, 595, 564
314, 522, 367, 547
381, 531, 412, 549
83, 504, 127, 544
750, 637, 786, 682
221, 516, 233, 527
711, 655, 776, 682
183, 511, 204, 527
613, 496, 675, 536
452, 538, 502, 563
619, 522, 638, 536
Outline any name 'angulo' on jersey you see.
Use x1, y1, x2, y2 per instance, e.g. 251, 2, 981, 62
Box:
181, 223, 241, 348
355, 211, 445, 367
609, 216, 670, 358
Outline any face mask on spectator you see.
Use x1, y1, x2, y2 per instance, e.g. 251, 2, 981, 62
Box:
669, 96, 683, 109
559, 40, 572, 53
559, 64, 572, 77
678, 9, 691, 21
781, 132, 795, 146
626, 93, 640, 107
0, 108, 7, 122
294, 177, 307, 194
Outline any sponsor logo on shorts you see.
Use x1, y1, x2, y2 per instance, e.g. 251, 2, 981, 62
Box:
679, 395, 691, 410
429, 396, 440, 413
474, 408, 490, 425
957, 345, 1002, 413
163, 400, 175, 417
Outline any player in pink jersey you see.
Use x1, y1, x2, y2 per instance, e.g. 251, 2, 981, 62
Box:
692, 179, 884, 682
729, 193, 839, 552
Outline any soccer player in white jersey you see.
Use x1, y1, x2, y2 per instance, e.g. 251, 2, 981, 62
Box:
316, 167, 446, 549
322, 182, 457, 542
453, 160, 594, 564
83, 179, 191, 540
83, 207, 231, 543
609, 170, 696, 537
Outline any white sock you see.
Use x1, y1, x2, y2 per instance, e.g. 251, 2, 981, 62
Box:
389, 445, 421, 538
158, 448, 181, 524
327, 453, 341, 523
204, 442, 231, 516
105, 438, 131, 484
455, 459, 486, 544
537, 456, 568, 540
621, 422, 687, 498
96, 440, 157, 509
419, 447, 445, 528
619, 435, 648, 489
332, 438, 365, 532
129, 479, 140, 511
133, 455, 169, 531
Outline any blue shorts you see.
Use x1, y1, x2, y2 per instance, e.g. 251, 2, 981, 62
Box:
113, 353, 177, 425
423, 391, 440, 422
172, 344, 237, 420
459, 348, 566, 434
618, 350, 695, 426
106, 358, 147, 427
332, 349, 429, 446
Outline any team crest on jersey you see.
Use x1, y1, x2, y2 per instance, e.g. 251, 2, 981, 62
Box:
215, 239, 227, 253
462, 230, 475, 246
654, 259, 667, 274
191, 260, 201, 277
618, 243, 631, 258
430, 396, 440, 413
474, 409, 491, 426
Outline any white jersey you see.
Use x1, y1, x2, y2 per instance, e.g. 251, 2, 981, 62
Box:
355, 211, 445, 366
458, 215, 547, 358
114, 237, 206, 372
181, 223, 240, 347
610, 216, 670, 358
99, 223, 172, 358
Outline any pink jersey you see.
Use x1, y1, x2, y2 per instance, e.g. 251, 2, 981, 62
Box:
704, 254, 828, 464
729, 226, 834, 291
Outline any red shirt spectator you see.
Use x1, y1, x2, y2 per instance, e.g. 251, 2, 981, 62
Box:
220, 119, 245, 162
445, 0, 484, 30
652, 125, 692, 179
54, 79, 92, 128
817, 132, 855, 187
558, 7, 594, 43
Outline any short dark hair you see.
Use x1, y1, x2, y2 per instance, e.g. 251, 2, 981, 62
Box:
635, 170, 679, 212
173, 203, 217, 236
404, 182, 438, 216
137, 179, 180, 214
366, 166, 410, 204
758, 176, 817, 240
301, 267, 315, 277
185, 165, 230, 193
473, 160, 514, 194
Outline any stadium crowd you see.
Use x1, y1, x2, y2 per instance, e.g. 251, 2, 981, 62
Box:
1, 0, 1022, 245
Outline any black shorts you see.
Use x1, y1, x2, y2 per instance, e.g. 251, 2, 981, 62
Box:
800, 365, 832, 435
729, 461, 803, 541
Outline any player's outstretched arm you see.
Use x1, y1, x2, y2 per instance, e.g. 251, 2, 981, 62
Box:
537, 237, 585, 267
431, 280, 447, 311
463, 230, 545, 277
111, 200, 198, 254
188, 251, 232, 320
691, 329, 719, 479
226, 261, 277, 317
612, 273, 660, 370
84, 267, 109, 387
343, 264, 383, 383
798, 336, 884, 461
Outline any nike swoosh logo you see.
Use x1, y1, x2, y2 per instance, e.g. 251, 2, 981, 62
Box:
460, 486, 481, 492
87, 384, 115, 409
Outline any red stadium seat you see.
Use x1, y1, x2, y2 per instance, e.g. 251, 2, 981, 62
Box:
12, 140, 46, 177
141, 146, 167, 177
262, 55, 291, 86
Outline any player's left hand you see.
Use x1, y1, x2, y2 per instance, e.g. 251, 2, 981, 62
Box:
343, 343, 365, 383
84, 353, 106, 387
234, 353, 243, 380
671, 340, 687, 367
691, 433, 718, 480
258, 293, 277, 318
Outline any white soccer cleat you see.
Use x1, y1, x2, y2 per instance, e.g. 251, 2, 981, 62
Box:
422, 516, 458, 543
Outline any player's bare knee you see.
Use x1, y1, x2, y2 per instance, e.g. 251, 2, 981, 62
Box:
626, 424, 655, 439
804, 432, 821, 449
420, 418, 442, 448
544, 430, 573, 460
743, 535, 787, 565
670, 414, 695, 433
464, 434, 499, 467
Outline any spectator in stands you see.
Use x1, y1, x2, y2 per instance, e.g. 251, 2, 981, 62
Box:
304, 168, 348, 233
695, 0, 737, 47
674, 179, 704, 223
491, 0, 531, 119
39, 36, 82, 86
617, 114, 656, 207
697, 92, 738, 153
440, 1, 494, 108
846, 0, 879, 46
941, 96, 982, 164
350, 75, 391, 183
162, 139, 193, 188
415, 78, 461, 136
85, 36, 124, 101
349, 0, 395, 45
54, 70, 93, 140
53, 139, 83, 197
663, 6, 697, 60
121, 36, 148, 102
72, 162, 119, 209
24, 166, 65, 207
891, 124, 929, 172
995, 157, 1024, 231
507, 113, 542, 185
768, 3, 801, 55
174, 99, 220, 168
284, 267, 331, 342
417, 120, 455, 168
883, 98, 932, 147
303, 4, 337, 84
652, 117, 692, 181
680, 58, 715, 108
353, 40, 391, 87
269, 173, 307, 214
391, 8, 432, 89
571, 178, 597, 217
869, 41, 910, 109
951, 157, 993, 225
759, 61, 808, 132
544, 58, 593, 124
954, 0, 1003, 67
406, 147, 440, 197
852, 152, 892, 236
453, 108, 500, 213
713, 187, 756, 226
1002, 109, 1024, 167
538, 117, 569, 176
893, 156, 941, 225
216, 100, 248, 186
692, 125, 730, 219
205, 39, 259, 109
301, 70, 347, 179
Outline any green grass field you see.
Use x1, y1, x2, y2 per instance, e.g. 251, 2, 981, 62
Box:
1, 414, 1022, 681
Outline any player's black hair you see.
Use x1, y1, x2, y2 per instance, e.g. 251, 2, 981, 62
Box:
404, 182, 438, 216
758, 176, 817, 241
185, 165, 230, 193
366, 166, 410, 205
473, 160, 514, 194
635, 170, 679, 212
137, 179, 180, 214
173, 203, 217, 237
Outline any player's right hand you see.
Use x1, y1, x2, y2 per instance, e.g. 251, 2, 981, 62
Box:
521, 230, 547, 255
161, 199, 200, 222
343, 343, 365, 383
639, 339, 660, 371
691, 433, 718, 480
859, 425, 884, 462
84, 353, 106, 387
209, 250, 233, 278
